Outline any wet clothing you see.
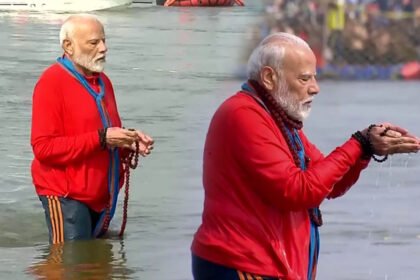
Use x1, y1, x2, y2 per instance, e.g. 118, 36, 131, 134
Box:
31, 61, 123, 213
39, 195, 101, 244
191, 90, 370, 279
192, 254, 279, 280
31, 58, 126, 242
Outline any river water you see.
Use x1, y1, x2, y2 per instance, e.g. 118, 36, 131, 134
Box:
0, 3, 419, 280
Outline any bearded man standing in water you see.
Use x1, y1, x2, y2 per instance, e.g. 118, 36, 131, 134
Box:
191, 32, 420, 280
31, 14, 154, 244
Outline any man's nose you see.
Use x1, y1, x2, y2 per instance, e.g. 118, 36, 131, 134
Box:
98, 40, 107, 53
309, 79, 319, 95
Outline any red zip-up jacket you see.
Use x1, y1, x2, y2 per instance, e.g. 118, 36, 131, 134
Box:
191, 92, 370, 279
31, 63, 122, 212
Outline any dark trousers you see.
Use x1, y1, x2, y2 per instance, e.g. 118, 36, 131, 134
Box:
39, 196, 101, 244
192, 254, 279, 280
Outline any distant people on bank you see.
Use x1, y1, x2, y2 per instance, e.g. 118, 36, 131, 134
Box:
191, 32, 420, 280
30, 14, 154, 244
259, 0, 419, 72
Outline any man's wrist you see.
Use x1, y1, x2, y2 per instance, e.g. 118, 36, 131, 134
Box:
98, 128, 107, 149
351, 131, 372, 159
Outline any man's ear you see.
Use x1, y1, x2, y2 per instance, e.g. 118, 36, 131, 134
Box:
260, 66, 277, 92
62, 39, 74, 56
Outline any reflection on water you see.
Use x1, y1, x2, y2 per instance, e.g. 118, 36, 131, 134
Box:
27, 239, 134, 280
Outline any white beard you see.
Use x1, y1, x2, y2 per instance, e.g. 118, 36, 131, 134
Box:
273, 81, 312, 121
73, 52, 106, 73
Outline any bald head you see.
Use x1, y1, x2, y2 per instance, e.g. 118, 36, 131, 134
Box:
260, 32, 310, 49
59, 14, 107, 75
246, 32, 312, 82
246, 32, 319, 122
59, 14, 103, 46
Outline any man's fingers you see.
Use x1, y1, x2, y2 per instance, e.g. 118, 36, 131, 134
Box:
135, 142, 153, 156
388, 136, 419, 145
382, 129, 418, 140
123, 129, 138, 138
380, 123, 408, 135
136, 131, 154, 144
145, 135, 154, 144
388, 143, 420, 154
383, 130, 401, 138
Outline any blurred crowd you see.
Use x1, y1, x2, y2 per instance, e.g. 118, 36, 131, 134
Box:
245, 0, 420, 68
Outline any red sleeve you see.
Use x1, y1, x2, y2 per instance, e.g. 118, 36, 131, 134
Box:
230, 106, 365, 211
30, 73, 101, 166
300, 133, 370, 199
327, 153, 370, 199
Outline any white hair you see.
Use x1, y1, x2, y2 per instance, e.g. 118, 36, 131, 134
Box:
59, 14, 102, 46
246, 32, 311, 81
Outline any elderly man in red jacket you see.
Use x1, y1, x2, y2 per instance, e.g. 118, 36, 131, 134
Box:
31, 14, 154, 244
191, 32, 420, 280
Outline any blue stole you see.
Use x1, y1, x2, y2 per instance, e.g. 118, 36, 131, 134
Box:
284, 129, 320, 280
241, 82, 320, 280
57, 57, 121, 237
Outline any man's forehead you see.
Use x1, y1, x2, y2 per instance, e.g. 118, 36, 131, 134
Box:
284, 46, 315, 62
72, 21, 105, 37
281, 50, 317, 77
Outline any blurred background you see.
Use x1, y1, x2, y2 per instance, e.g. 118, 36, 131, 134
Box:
238, 0, 420, 80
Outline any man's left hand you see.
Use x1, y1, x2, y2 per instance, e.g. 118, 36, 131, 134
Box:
130, 129, 154, 156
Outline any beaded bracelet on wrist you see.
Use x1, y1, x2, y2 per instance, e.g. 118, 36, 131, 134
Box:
351, 131, 372, 159
366, 124, 388, 163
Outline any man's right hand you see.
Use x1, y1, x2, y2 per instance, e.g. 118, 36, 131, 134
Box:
105, 127, 138, 149
362, 123, 420, 156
